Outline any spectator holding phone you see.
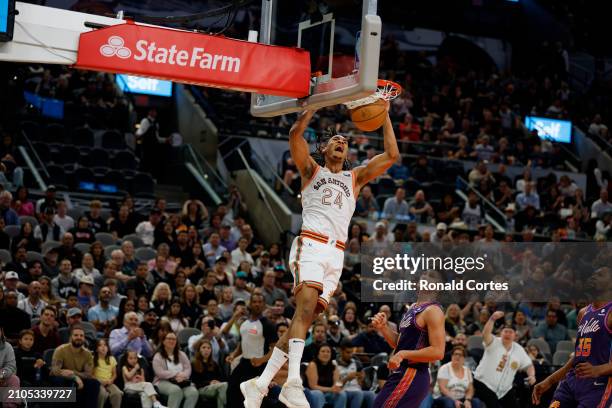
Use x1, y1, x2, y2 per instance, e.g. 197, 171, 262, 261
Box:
187, 316, 228, 361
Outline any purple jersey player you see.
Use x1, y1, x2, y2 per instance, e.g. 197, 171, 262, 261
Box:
533, 267, 612, 408
371, 300, 445, 408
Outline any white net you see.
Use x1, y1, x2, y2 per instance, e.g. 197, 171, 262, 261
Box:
343, 80, 401, 109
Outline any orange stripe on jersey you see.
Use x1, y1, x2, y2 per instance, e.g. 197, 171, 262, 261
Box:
384, 367, 416, 408
301, 229, 328, 239
300, 164, 320, 192
351, 169, 358, 196
597, 377, 612, 408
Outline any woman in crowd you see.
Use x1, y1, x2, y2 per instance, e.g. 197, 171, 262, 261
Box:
512, 310, 533, 346
343, 238, 361, 272
188, 242, 208, 282
161, 298, 189, 333
268, 242, 285, 267
152, 332, 198, 408
190, 338, 227, 408
71, 216, 95, 244
93, 338, 122, 408
434, 345, 481, 408
305, 343, 347, 408
13, 186, 35, 216
173, 270, 189, 295
348, 223, 366, 244
11, 221, 39, 253
90, 241, 107, 271
150, 321, 173, 351
445, 304, 467, 338
154, 221, 175, 248
121, 350, 165, 408
116, 297, 138, 328
181, 200, 208, 230
217, 287, 234, 322
180, 283, 201, 327
151, 282, 172, 317
38, 276, 61, 307
340, 302, 363, 339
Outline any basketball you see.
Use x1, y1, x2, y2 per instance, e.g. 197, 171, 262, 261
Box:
350, 99, 387, 131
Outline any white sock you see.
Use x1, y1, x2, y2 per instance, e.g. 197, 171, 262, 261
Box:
287, 338, 305, 381
255, 347, 288, 391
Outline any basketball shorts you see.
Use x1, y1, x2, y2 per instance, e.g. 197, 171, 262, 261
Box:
549, 373, 612, 408
288, 230, 345, 312
373, 367, 430, 408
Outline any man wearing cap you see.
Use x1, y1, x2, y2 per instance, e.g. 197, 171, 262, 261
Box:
474, 311, 535, 408
34, 207, 64, 243
1, 271, 25, 301
109, 311, 152, 358
202, 232, 226, 267
431, 222, 448, 243
135, 208, 162, 246
369, 221, 392, 252
503, 204, 516, 232
0, 190, 19, 225
233, 271, 252, 302
382, 187, 410, 221
65, 307, 96, 343
327, 315, 346, 349
253, 251, 272, 276
35, 185, 58, 214
219, 223, 237, 252
17, 281, 47, 318
76, 275, 96, 309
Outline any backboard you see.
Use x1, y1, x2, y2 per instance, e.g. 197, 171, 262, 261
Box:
250, 0, 381, 117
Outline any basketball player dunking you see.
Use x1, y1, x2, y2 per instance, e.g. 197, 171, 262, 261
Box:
532, 266, 612, 408
241, 104, 399, 408
370, 271, 446, 408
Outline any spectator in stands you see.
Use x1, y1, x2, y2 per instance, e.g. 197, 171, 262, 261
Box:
202, 233, 226, 266
305, 343, 347, 408
436, 194, 460, 225
462, 191, 485, 229
494, 180, 514, 210
232, 237, 254, 268
532, 309, 569, 353
86, 200, 107, 234
56, 232, 83, 266
191, 338, 227, 408
17, 280, 47, 318
558, 175, 578, 198
11, 221, 39, 254
241, 224, 263, 258
36, 185, 58, 214
218, 223, 237, 252
591, 189, 612, 219
303, 322, 331, 363
445, 304, 467, 337
151, 282, 172, 316
474, 135, 495, 162
0, 190, 18, 225
32, 305, 61, 353
93, 338, 122, 408
595, 211, 612, 240
121, 240, 138, 273
368, 221, 392, 252
0, 218, 9, 249
473, 311, 535, 408
109, 205, 135, 240
65, 308, 96, 345
468, 161, 495, 187
120, 350, 166, 408
512, 310, 532, 346
188, 315, 227, 362
262, 269, 288, 306
1, 270, 24, 299
54, 201, 74, 232
382, 187, 409, 220
355, 185, 379, 218
71, 216, 95, 244
38, 276, 60, 308
0, 290, 30, 341
89, 241, 106, 271
127, 262, 153, 298
161, 298, 188, 333
35, 207, 64, 243
152, 331, 199, 408
150, 256, 173, 288
409, 190, 435, 223
14, 329, 46, 387
170, 230, 192, 267
136, 208, 162, 247
516, 182, 541, 211
109, 311, 152, 358
50, 325, 100, 408
232, 271, 251, 302
435, 345, 481, 408
88, 286, 119, 336
22, 260, 43, 286
387, 156, 410, 181
0, 326, 20, 408
12, 186, 34, 216
6, 246, 28, 281
352, 320, 391, 354
51, 259, 78, 300
411, 155, 435, 183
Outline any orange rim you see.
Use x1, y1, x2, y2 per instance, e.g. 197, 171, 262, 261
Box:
377, 79, 402, 99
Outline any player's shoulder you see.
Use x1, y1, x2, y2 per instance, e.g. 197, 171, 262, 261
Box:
422, 303, 445, 321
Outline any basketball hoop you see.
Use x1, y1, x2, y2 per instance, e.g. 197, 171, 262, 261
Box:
343, 79, 402, 110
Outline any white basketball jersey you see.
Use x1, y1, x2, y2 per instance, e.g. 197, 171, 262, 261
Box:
301, 166, 357, 242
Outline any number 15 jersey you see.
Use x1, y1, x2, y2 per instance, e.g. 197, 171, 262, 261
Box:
301, 165, 356, 242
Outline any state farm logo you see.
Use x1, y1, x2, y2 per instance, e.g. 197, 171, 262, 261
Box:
100, 36, 132, 59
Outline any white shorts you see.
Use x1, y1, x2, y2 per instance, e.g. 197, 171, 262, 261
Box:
288, 231, 345, 311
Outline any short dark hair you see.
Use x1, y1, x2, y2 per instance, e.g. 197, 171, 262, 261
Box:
19, 329, 35, 339
452, 345, 467, 357
42, 305, 57, 317
69, 324, 85, 336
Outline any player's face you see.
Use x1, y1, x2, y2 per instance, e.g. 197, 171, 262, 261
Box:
586, 267, 610, 293
324, 135, 348, 162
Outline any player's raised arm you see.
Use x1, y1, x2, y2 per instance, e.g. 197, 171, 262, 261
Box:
353, 103, 400, 190
289, 109, 318, 182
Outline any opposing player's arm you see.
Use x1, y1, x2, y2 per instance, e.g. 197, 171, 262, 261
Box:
289, 110, 318, 182
353, 105, 399, 190
396, 306, 445, 363
371, 312, 399, 349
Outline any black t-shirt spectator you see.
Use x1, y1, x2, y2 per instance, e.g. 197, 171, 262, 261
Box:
70, 227, 95, 244
170, 243, 194, 267
198, 287, 216, 306
0, 229, 10, 250
86, 212, 107, 234
15, 347, 48, 385
0, 306, 30, 340
109, 218, 136, 238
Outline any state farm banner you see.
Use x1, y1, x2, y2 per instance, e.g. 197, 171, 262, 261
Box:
75, 22, 311, 98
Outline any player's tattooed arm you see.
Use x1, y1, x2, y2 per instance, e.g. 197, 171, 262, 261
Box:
289, 109, 318, 182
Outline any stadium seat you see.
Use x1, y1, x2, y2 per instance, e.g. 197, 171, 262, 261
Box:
19, 215, 39, 227
467, 335, 484, 351
552, 350, 571, 367
113, 151, 138, 170
20, 120, 40, 140
122, 234, 145, 248
75, 243, 91, 253
132, 172, 155, 196
101, 130, 125, 149
26, 251, 44, 263
67, 207, 84, 220
135, 247, 157, 261
88, 148, 110, 167
362, 365, 378, 391
45, 123, 66, 143
0, 249, 12, 264
104, 245, 121, 257
370, 352, 389, 368
527, 338, 551, 356
177, 327, 201, 350
72, 127, 95, 147
59, 145, 80, 164
47, 164, 68, 186
32, 142, 51, 162
95, 232, 115, 246
41, 240, 61, 255
556, 340, 574, 352
74, 167, 95, 186
4, 225, 21, 239
567, 329, 577, 340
